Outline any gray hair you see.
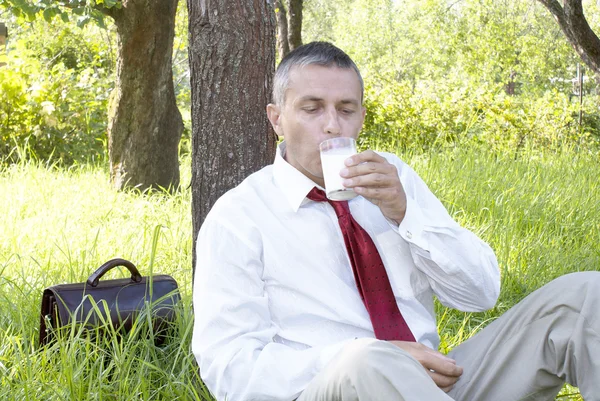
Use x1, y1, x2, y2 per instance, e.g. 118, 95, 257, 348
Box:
272, 41, 364, 106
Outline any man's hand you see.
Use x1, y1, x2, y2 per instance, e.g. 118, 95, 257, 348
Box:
340, 150, 407, 224
389, 341, 463, 392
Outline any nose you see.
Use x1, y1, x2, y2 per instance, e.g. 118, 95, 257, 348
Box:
324, 109, 341, 136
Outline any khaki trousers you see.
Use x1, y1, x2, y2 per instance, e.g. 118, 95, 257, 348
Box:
297, 272, 600, 401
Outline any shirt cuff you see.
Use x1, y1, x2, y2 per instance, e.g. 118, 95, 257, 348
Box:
392, 196, 427, 248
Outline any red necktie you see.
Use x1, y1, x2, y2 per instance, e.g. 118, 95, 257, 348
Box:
307, 187, 415, 342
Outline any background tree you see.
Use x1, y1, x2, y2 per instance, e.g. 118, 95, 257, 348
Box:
537, 0, 600, 80
187, 0, 277, 270
0, 0, 183, 191
275, 0, 290, 58
274, 0, 303, 60
106, 0, 183, 192
287, 0, 303, 50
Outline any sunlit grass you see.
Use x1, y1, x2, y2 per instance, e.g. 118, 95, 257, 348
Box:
415, 145, 598, 401
1, 145, 598, 400
0, 159, 211, 400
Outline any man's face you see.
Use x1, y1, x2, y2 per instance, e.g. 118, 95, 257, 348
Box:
267, 65, 366, 187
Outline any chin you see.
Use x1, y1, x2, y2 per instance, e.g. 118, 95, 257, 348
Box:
311, 166, 324, 180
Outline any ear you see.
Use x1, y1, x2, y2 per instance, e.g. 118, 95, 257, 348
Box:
266, 103, 284, 138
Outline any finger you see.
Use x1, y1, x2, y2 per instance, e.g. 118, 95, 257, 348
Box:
429, 361, 463, 377
341, 160, 396, 179
420, 352, 463, 377
342, 173, 396, 189
439, 385, 454, 393
388, 341, 462, 386
427, 370, 460, 389
353, 186, 404, 201
421, 346, 456, 364
344, 150, 386, 166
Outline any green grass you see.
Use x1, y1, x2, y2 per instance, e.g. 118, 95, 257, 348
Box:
1, 145, 598, 400
0, 160, 210, 400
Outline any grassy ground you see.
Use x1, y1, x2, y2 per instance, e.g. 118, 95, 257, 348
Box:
1, 145, 597, 400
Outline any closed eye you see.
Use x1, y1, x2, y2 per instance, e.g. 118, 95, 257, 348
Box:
302, 107, 319, 113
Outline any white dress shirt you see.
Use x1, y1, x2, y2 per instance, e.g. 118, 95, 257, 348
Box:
192, 142, 500, 401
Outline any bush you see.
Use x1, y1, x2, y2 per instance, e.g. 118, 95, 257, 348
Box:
360, 79, 463, 151
0, 59, 111, 164
361, 79, 600, 154
0, 18, 114, 165
306, 0, 599, 155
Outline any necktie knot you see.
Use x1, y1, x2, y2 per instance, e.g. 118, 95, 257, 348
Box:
307, 187, 350, 217
306, 187, 328, 202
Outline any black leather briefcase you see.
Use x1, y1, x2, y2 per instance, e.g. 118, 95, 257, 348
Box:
39, 258, 180, 345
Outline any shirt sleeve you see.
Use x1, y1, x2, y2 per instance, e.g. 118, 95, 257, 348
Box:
388, 155, 501, 312
192, 217, 350, 401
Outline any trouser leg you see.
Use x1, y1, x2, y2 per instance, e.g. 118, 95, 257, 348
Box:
297, 337, 453, 401
447, 271, 600, 401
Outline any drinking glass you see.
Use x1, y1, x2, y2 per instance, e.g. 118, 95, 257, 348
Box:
319, 137, 358, 201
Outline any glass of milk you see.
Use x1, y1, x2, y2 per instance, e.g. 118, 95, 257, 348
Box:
319, 137, 358, 201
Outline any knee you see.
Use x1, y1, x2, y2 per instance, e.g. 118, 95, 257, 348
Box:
556, 271, 600, 297
334, 338, 422, 380
547, 272, 600, 317
336, 338, 382, 370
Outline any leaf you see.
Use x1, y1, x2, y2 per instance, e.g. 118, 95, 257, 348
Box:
92, 14, 106, 29
77, 15, 91, 28
42, 7, 55, 23
60, 12, 69, 23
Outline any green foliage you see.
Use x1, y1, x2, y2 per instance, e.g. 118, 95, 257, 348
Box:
0, 18, 114, 165
361, 80, 600, 154
305, 0, 599, 153
173, 0, 192, 157
0, 0, 121, 28
20, 19, 114, 71
1, 1, 190, 165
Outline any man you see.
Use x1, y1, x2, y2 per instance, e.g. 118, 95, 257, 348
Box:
192, 42, 600, 401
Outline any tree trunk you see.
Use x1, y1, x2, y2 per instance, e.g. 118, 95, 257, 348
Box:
287, 0, 303, 51
188, 0, 277, 271
537, 0, 600, 78
107, 0, 183, 192
505, 70, 517, 95
275, 0, 290, 60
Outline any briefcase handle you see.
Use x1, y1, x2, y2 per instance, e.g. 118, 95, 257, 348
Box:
87, 258, 143, 287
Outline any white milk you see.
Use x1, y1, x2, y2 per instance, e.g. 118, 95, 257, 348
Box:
321, 151, 358, 201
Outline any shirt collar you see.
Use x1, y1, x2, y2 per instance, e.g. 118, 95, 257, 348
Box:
273, 142, 322, 212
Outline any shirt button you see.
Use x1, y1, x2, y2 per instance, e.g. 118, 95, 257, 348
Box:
406, 231, 413, 239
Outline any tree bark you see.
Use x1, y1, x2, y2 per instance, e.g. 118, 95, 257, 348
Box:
188, 0, 277, 271
505, 70, 517, 95
537, 0, 600, 77
287, 0, 303, 51
107, 0, 183, 192
275, 0, 290, 59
